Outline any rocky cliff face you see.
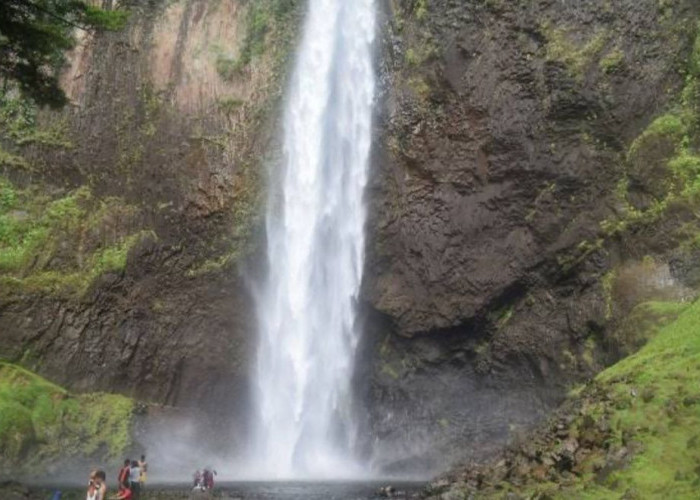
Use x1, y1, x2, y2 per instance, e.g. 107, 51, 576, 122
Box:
361, 0, 700, 473
0, 0, 301, 451
2, 0, 700, 478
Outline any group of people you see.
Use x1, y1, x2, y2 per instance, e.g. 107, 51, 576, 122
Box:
192, 468, 217, 491
84, 455, 148, 500
116, 455, 148, 499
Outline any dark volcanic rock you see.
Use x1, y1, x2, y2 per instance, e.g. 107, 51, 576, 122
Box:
361, 0, 700, 473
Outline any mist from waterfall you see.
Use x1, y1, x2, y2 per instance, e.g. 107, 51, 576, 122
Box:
252, 0, 376, 479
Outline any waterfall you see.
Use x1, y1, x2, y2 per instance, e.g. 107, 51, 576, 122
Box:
253, 0, 376, 479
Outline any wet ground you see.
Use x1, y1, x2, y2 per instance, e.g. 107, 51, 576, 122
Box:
23, 481, 425, 499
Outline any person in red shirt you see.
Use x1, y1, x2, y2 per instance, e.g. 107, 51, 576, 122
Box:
117, 459, 131, 489
109, 485, 132, 500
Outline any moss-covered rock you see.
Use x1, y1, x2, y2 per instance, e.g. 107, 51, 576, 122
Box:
0, 362, 133, 474
0, 177, 152, 299
604, 20, 700, 235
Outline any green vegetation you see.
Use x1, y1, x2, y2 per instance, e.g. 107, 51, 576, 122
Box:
609, 301, 689, 356
405, 41, 437, 67
0, 89, 73, 149
583, 299, 700, 497
0, 362, 133, 467
557, 237, 604, 272
601, 270, 615, 320
215, 0, 300, 79
0, 1, 128, 107
542, 23, 609, 80
217, 97, 244, 114
215, 53, 240, 81
599, 22, 700, 240
407, 75, 431, 100
415, 0, 428, 21
185, 251, 237, 278
487, 303, 514, 330
557, 22, 700, 271
599, 48, 625, 74
436, 298, 700, 498
532, 298, 700, 498
0, 178, 151, 298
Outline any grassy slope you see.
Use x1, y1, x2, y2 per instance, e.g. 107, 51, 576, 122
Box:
0, 362, 133, 470
541, 300, 700, 499
428, 299, 699, 499
582, 300, 700, 498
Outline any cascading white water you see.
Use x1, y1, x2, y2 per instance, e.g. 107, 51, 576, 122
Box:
253, 0, 376, 479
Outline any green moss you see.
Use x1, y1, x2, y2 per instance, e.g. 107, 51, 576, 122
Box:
0, 90, 73, 149
0, 362, 134, 468
590, 300, 700, 496
0, 146, 29, 168
0, 400, 35, 460
0, 177, 17, 210
217, 97, 245, 114
185, 251, 237, 277
542, 24, 609, 80
415, 0, 428, 20
627, 112, 689, 161
691, 21, 700, 77
490, 299, 700, 498
582, 337, 596, 368
215, 53, 241, 81
608, 302, 688, 355
0, 178, 153, 298
599, 48, 625, 74
489, 304, 514, 329
670, 151, 700, 188
405, 41, 437, 68
602, 270, 615, 320
557, 238, 605, 272
561, 349, 577, 371
598, 22, 700, 243
380, 363, 400, 380
405, 48, 420, 66
235, 0, 300, 70
407, 75, 431, 100
14, 117, 73, 148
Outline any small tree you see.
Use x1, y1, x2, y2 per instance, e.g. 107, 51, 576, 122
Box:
0, 0, 128, 108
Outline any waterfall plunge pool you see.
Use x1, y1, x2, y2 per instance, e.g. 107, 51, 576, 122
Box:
26, 480, 426, 499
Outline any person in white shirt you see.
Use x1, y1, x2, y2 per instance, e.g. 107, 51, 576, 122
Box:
128, 460, 141, 499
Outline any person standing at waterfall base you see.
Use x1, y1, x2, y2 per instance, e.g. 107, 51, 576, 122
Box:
138, 455, 148, 489
128, 460, 141, 500
87, 469, 107, 500
201, 468, 216, 490
118, 459, 130, 489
